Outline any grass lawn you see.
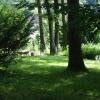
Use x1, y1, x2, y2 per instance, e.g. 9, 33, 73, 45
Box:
0, 55, 100, 100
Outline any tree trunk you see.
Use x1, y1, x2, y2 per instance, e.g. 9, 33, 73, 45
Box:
67, 0, 87, 72
45, 0, 56, 55
54, 0, 59, 54
37, 0, 45, 53
61, 0, 67, 50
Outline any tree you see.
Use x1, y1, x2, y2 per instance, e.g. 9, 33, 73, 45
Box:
0, 4, 31, 68
80, 2, 100, 44
61, 0, 67, 50
67, 0, 88, 72
37, 0, 45, 53
54, 0, 59, 54
45, 0, 56, 55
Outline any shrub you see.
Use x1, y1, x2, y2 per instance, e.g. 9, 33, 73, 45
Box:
82, 43, 100, 59
0, 4, 32, 68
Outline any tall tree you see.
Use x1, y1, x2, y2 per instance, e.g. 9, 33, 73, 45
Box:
45, 0, 56, 55
54, 0, 59, 54
67, 0, 87, 72
37, 0, 45, 53
61, 0, 67, 50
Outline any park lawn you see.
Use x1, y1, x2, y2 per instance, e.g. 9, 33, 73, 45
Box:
0, 55, 100, 100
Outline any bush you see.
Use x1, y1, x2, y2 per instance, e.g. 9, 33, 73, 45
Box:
0, 4, 32, 68
82, 43, 100, 59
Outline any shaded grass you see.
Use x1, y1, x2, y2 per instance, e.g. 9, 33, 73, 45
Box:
0, 55, 100, 100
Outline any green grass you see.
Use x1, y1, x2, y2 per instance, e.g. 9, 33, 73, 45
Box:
0, 55, 100, 100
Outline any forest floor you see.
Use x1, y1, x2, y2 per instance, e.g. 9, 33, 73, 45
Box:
0, 56, 100, 100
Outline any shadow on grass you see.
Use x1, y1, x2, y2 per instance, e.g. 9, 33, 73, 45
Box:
0, 56, 100, 100
1, 69, 100, 100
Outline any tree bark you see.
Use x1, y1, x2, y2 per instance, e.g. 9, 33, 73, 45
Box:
67, 0, 87, 72
54, 0, 59, 54
61, 0, 67, 50
45, 0, 56, 55
37, 0, 45, 53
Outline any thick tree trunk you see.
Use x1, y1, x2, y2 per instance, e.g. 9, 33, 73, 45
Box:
45, 0, 56, 55
67, 0, 87, 72
37, 0, 45, 53
54, 0, 59, 54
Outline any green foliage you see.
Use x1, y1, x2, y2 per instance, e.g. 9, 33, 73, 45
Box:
82, 43, 100, 59
79, 5, 100, 43
59, 43, 100, 60
59, 48, 68, 56
0, 4, 31, 68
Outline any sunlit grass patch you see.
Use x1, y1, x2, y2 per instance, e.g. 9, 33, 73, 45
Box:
85, 59, 100, 70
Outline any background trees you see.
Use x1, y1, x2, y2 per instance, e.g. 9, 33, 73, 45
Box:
37, 0, 45, 53
61, 0, 68, 50
54, 0, 59, 54
45, 0, 56, 55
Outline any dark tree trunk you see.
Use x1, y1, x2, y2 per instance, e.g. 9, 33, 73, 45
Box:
61, 0, 67, 50
45, 0, 56, 55
67, 0, 87, 72
37, 0, 45, 53
54, 0, 59, 54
